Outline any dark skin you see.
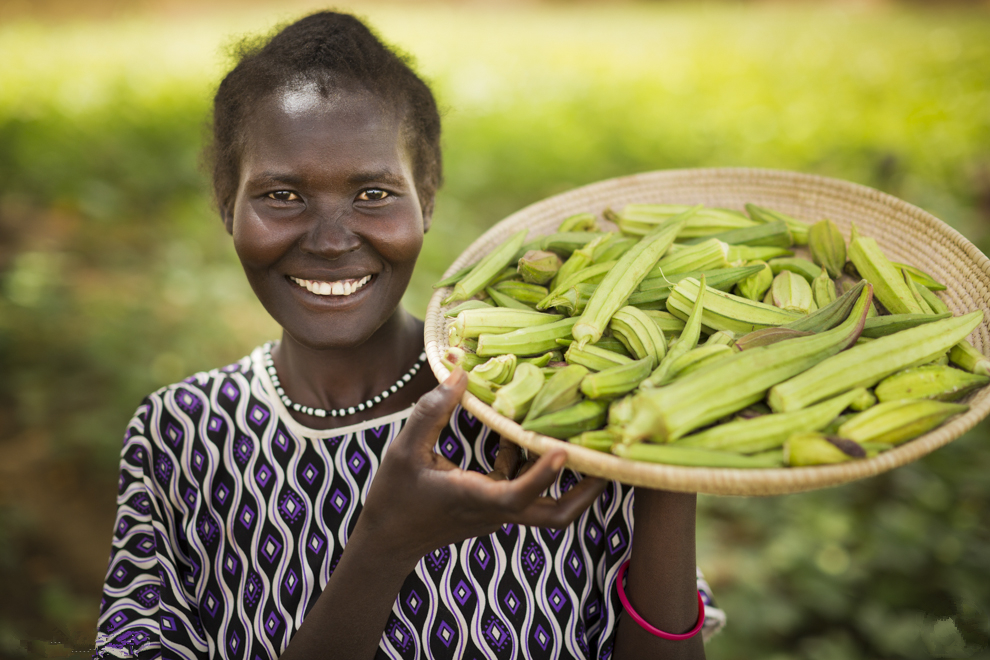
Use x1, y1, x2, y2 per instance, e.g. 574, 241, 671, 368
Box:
224, 83, 704, 659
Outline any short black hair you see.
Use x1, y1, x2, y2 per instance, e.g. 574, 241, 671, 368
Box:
208, 11, 442, 220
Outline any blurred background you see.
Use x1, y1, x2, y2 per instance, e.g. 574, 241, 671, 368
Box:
1, 0, 989, 658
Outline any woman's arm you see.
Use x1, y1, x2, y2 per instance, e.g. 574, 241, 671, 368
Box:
280, 368, 606, 659
613, 489, 706, 660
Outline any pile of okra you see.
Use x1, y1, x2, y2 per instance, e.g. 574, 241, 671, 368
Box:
437, 203, 988, 468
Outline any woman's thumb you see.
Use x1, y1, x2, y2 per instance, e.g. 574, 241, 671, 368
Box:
401, 367, 468, 452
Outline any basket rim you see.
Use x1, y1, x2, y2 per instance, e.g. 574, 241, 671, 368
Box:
424, 167, 990, 496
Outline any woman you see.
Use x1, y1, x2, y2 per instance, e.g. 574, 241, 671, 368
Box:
95, 11, 724, 659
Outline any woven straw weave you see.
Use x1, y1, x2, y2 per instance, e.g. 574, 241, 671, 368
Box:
424, 168, 990, 496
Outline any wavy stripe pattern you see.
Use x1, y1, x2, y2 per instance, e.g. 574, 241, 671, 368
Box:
95, 347, 725, 659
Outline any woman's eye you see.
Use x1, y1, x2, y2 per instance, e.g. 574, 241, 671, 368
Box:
358, 188, 390, 202
266, 190, 300, 202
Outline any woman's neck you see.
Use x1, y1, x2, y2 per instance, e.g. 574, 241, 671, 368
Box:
270, 307, 439, 431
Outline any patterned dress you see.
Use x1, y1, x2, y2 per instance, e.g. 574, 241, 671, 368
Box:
95, 346, 726, 659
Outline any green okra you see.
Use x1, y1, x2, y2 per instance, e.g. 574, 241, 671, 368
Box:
538, 261, 617, 309
444, 300, 492, 318
525, 364, 589, 422
528, 231, 609, 258
769, 257, 821, 283
453, 307, 561, 339
735, 327, 813, 351
580, 357, 653, 399
434, 263, 475, 289
704, 330, 736, 348
592, 335, 632, 356
651, 238, 729, 277
565, 342, 634, 372
517, 250, 562, 285
949, 340, 990, 376
572, 208, 696, 346
642, 275, 707, 388
522, 400, 609, 439
569, 429, 618, 452
594, 237, 639, 263
476, 317, 580, 357
557, 212, 599, 233
892, 262, 946, 291
808, 218, 847, 278
916, 283, 950, 315
551, 233, 614, 290
491, 281, 549, 306
903, 269, 934, 314
674, 388, 865, 454
848, 388, 877, 411
666, 276, 802, 335
443, 229, 529, 304
875, 364, 990, 402
784, 433, 863, 466
440, 351, 500, 404
837, 399, 969, 445
736, 260, 773, 302
768, 311, 984, 412
640, 310, 687, 337
613, 204, 754, 239
771, 271, 816, 314
519, 351, 558, 368
657, 343, 734, 385
726, 245, 794, 263
812, 268, 837, 309
492, 363, 545, 421
860, 312, 951, 338
681, 219, 792, 248
641, 265, 764, 293
472, 354, 518, 385
848, 224, 922, 315
613, 443, 784, 468
485, 287, 533, 310
620, 285, 873, 442
442, 346, 486, 372
744, 204, 809, 245
785, 281, 867, 333
609, 306, 668, 368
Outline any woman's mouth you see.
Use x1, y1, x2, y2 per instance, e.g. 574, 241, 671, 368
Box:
289, 275, 373, 296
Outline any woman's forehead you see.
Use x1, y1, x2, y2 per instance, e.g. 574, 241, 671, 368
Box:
238, 86, 412, 180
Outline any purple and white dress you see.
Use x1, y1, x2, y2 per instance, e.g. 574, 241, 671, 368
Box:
94, 346, 726, 659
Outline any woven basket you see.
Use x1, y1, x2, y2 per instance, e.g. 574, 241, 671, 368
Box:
424, 168, 990, 496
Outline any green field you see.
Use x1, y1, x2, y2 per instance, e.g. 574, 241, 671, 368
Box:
1, 3, 989, 657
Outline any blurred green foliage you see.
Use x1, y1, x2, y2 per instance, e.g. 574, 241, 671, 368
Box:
0, 3, 988, 658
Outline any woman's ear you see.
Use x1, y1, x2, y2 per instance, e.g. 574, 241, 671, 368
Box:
422, 199, 435, 233
220, 203, 234, 235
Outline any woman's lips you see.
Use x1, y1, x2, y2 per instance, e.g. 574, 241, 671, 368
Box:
289, 274, 373, 296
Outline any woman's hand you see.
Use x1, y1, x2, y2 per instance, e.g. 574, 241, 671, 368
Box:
356, 367, 607, 566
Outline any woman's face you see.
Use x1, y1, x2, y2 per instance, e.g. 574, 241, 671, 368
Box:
228, 84, 426, 350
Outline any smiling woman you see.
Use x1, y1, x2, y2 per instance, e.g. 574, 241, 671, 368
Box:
92, 10, 722, 660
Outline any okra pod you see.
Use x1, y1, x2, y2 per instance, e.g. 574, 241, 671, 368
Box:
768, 310, 983, 412
476, 317, 580, 357
522, 400, 608, 439
620, 284, 872, 442
572, 208, 696, 346
613, 443, 784, 468
443, 229, 529, 304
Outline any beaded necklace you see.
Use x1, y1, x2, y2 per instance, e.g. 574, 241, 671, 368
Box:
263, 341, 427, 418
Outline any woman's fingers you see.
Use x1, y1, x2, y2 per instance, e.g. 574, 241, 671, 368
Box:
489, 436, 521, 481
396, 368, 468, 456
513, 477, 608, 529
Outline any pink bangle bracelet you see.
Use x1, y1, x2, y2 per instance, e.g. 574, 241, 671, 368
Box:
617, 560, 705, 641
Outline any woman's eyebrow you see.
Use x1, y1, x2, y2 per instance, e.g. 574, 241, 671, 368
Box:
348, 169, 409, 187
248, 172, 304, 188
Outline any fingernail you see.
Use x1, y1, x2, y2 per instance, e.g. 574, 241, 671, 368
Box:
550, 453, 566, 471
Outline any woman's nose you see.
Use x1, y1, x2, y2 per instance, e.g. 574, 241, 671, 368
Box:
298, 202, 362, 259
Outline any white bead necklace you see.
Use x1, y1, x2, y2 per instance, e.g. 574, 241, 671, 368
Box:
263, 341, 427, 418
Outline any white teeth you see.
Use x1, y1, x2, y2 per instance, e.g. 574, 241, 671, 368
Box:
291, 275, 372, 297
